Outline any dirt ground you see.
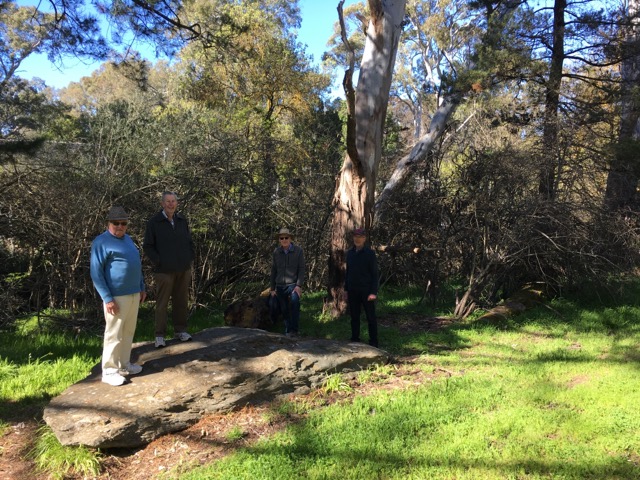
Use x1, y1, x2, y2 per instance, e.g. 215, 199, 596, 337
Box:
0, 316, 453, 480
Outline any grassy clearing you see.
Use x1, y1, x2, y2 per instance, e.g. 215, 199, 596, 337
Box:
1, 282, 640, 479
176, 285, 640, 479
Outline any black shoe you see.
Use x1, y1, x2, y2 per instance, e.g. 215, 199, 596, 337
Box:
369, 340, 379, 348
350, 338, 360, 342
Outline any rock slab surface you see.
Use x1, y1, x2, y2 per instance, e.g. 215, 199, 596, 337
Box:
43, 327, 388, 448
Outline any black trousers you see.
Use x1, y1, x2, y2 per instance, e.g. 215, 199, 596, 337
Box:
348, 290, 378, 347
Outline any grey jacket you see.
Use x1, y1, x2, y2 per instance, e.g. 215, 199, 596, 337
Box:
270, 244, 305, 289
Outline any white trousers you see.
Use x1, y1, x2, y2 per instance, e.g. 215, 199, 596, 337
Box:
102, 293, 139, 373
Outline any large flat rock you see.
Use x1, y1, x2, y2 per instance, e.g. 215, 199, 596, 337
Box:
43, 327, 388, 448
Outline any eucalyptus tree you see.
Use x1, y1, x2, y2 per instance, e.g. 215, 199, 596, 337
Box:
325, 0, 407, 316
0, 1, 104, 163
374, 0, 481, 223
374, 0, 537, 226
605, 0, 640, 210
322, 0, 535, 315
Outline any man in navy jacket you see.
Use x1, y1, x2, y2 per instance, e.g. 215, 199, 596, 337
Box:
345, 228, 379, 347
143, 192, 194, 348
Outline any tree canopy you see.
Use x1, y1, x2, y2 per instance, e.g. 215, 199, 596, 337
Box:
1, 0, 639, 328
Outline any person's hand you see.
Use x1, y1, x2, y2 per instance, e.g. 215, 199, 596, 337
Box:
105, 301, 119, 315
367, 294, 377, 301
270, 290, 276, 297
294, 286, 302, 297
343, 291, 348, 301
140, 291, 147, 303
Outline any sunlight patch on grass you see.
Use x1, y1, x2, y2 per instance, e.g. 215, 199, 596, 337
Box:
0, 353, 95, 407
321, 373, 353, 394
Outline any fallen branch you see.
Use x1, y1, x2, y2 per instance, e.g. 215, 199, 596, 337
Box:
476, 283, 547, 322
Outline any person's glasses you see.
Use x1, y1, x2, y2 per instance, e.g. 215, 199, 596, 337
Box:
279, 236, 289, 240
111, 221, 128, 227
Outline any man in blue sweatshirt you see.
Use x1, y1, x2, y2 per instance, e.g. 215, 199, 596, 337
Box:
345, 228, 379, 347
91, 206, 146, 386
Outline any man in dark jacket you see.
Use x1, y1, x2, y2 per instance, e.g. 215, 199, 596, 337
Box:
270, 228, 305, 337
345, 228, 379, 347
143, 191, 194, 348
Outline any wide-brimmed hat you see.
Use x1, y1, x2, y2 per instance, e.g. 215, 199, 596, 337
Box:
352, 228, 367, 237
274, 228, 294, 240
107, 206, 129, 221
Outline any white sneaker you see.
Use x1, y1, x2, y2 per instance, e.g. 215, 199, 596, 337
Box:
177, 332, 192, 342
155, 336, 166, 348
102, 371, 126, 386
120, 363, 143, 376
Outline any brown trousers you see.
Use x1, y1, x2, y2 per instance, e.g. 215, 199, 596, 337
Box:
154, 269, 191, 336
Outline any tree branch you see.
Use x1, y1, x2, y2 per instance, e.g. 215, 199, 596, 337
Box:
338, 0, 359, 164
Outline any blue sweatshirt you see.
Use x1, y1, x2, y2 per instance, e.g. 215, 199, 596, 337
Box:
90, 231, 145, 303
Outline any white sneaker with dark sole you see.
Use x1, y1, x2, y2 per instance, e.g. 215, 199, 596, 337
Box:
102, 371, 126, 386
155, 336, 166, 348
177, 332, 192, 342
120, 363, 143, 376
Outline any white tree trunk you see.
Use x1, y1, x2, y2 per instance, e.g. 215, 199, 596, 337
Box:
326, 0, 407, 317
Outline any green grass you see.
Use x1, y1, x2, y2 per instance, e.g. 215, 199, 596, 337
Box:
2, 282, 640, 479
28, 425, 101, 479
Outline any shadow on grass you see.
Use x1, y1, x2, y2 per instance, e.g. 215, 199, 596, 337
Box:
235, 442, 639, 479
465, 301, 640, 338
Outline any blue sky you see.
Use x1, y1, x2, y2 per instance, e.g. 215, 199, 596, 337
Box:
17, 0, 357, 89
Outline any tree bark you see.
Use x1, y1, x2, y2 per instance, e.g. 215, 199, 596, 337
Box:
326, 0, 407, 317
538, 0, 566, 201
605, 0, 640, 210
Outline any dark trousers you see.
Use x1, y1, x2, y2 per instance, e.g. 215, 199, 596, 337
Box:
154, 269, 191, 336
275, 284, 300, 334
348, 290, 378, 347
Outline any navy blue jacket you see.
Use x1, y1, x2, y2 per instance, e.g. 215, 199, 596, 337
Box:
345, 246, 379, 295
143, 211, 194, 273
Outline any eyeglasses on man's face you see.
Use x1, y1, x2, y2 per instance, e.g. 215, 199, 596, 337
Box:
110, 221, 128, 227
279, 236, 289, 240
